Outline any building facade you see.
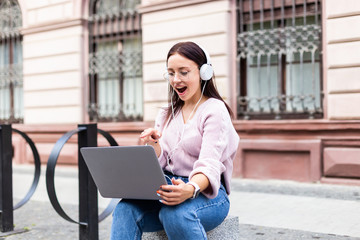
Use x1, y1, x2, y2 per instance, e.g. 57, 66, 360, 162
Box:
1, 0, 359, 184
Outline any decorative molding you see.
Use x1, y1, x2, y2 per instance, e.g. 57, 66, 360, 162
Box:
138, 0, 215, 14
14, 120, 360, 134
327, 37, 360, 45
12, 122, 154, 133
21, 18, 87, 35
328, 63, 360, 69
327, 12, 360, 20
233, 120, 360, 132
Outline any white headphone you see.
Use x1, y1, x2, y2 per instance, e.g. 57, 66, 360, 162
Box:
164, 43, 213, 81
198, 44, 213, 81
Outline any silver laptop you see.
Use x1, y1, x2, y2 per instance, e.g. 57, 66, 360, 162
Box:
80, 145, 167, 200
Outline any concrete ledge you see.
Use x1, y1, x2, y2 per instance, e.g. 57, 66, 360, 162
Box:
142, 215, 239, 240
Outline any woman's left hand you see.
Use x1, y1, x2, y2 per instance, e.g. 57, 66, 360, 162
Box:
157, 178, 195, 205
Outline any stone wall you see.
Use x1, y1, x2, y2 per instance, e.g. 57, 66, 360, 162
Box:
325, 0, 360, 120
20, 0, 87, 124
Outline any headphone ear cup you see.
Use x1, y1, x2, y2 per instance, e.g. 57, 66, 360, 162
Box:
200, 64, 213, 81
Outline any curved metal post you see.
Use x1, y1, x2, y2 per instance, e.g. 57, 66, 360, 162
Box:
46, 127, 86, 224
12, 128, 41, 210
0, 125, 41, 232
46, 124, 120, 240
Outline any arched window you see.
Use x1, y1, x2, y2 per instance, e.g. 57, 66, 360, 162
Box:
236, 0, 322, 120
0, 0, 23, 123
88, 0, 142, 122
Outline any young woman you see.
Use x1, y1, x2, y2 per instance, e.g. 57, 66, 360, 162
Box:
110, 41, 239, 240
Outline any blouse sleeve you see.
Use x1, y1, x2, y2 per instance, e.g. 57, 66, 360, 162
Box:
189, 102, 235, 199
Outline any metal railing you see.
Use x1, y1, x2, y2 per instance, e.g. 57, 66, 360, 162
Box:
0, 0, 24, 124
46, 124, 119, 240
88, 0, 143, 122
0, 124, 41, 232
236, 0, 323, 120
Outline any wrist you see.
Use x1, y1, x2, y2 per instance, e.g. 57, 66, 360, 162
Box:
186, 181, 201, 199
185, 184, 195, 199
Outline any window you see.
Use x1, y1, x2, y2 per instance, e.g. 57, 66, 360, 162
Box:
236, 0, 322, 120
0, 0, 23, 123
88, 0, 142, 122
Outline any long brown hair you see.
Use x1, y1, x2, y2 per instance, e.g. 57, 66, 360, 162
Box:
164, 41, 234, 123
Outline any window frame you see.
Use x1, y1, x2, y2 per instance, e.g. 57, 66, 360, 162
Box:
236, 0, 323, 120
88, 0, 143, 122
0, 0, 23, 124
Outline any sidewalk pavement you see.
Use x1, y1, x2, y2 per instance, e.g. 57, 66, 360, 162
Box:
3, 164, 360, 240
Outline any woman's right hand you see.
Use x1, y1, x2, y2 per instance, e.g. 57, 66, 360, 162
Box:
140, 128, 162, 157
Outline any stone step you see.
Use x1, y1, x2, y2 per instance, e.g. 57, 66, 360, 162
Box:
142, 215, 239, 240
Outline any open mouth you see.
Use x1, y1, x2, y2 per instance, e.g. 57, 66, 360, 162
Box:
176, 86, 187, 94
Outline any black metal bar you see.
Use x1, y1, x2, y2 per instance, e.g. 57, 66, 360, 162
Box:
270, 0, 274, 29
78, 124, 98, 240
88, 1, 96, 120
249, 0, 253, 31
0, 125, 41, 233
281, 0, 285, 27
239, 0, 243, 33
292, 0, 296, 26
0, 124, 14, 232
315, 0, 318, 25
303, 0, 307, 25
260, 0, 264, 30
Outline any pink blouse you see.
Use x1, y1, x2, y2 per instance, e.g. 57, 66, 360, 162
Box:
155, 98, 239, 199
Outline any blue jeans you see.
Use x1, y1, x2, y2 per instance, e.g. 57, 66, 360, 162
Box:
110, 173, 230, 240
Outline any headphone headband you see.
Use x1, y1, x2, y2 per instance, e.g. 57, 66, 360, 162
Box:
164, 42, 214, 81
198, 44, 211, 66
197, 44, 213, 81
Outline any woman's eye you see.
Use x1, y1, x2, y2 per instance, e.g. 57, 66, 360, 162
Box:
168, 72, 175, 77
180, 71, 188, 77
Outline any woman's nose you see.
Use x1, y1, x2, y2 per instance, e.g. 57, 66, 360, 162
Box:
173, 73, 182, 82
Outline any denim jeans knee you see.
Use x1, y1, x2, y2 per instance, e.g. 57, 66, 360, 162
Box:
158, 184, 229, 240
110, 199, 163, 240
110, 174, 230, 240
